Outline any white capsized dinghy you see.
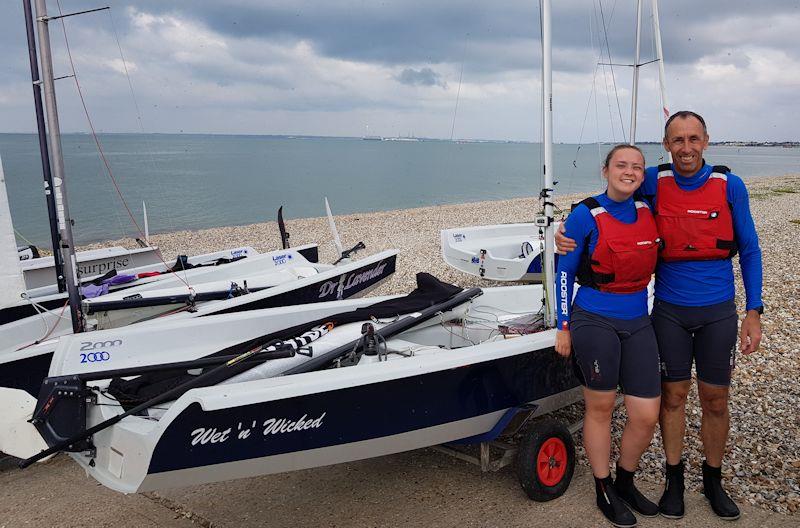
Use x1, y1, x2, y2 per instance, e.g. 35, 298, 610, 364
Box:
11, 274, 579, 494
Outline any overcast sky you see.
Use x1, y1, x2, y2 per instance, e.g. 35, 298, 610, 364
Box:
1, 0, 798, 142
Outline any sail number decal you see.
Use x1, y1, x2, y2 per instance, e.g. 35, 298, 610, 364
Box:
80, 351, 111, 363
80, 339, 122, 351
78, 339, 121, 364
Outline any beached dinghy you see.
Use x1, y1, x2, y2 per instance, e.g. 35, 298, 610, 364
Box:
19, 245, 162, 291
440, 222, 560, 282
0, 245, 289, 357
84, 247, 397, 329
83, 198, 395, 331
0, 246, 395, 397
1, 157, 165, 293
13, 274, 578, 494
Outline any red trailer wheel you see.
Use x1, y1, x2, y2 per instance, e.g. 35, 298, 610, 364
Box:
517, 418, 575, 501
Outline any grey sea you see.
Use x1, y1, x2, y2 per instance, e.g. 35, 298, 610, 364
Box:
2, 133, 799, 247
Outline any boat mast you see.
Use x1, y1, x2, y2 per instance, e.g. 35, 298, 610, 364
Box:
629, 0, 643, 145
33, 0, 84, 332
651, 0, 671, 160
22, 0, 65, 293
541, 0, 556, 328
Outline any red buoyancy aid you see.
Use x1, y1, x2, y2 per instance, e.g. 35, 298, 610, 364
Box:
576, 197, 660, 294
655, 164, 737, 262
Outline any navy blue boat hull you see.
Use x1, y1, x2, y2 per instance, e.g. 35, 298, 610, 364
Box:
147, 344, 578, 476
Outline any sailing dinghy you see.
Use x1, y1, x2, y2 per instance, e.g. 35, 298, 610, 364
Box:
83, 247, 397, 329
10, 274, 578, 494
1, 245, 396, 397
0, 245, 308, 357
440, 222, 560, 282
19, 245, 162, 291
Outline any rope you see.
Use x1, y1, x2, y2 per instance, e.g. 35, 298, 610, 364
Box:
13, 227, 36, 246
14, 298, 70, 350
569, 62, 601, 188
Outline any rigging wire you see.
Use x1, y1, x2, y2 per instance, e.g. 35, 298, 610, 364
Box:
597, 0, 627, 144
108, 10, 146, 139
102, 10, 138, 245
54, 0, 191, 290
54, 1, 144, 243
14, 298, 70, 350
106, 8, 196, 283
449, 37, 467, 142
569, 0, 622, 188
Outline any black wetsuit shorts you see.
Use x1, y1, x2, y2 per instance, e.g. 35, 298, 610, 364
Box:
651, 298, 738, 387
570, 305, 661, 398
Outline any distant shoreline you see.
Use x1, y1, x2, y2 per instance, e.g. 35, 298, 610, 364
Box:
82, 173, 800, 277
1, 131, 798, 147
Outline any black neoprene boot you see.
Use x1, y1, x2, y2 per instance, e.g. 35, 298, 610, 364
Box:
703, 461, 741, 521
615, 464, 658, 517
595, 475, 638, 528
658, 461, 685, 519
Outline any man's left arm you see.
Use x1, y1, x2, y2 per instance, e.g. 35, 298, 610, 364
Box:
729, 175, 763, 354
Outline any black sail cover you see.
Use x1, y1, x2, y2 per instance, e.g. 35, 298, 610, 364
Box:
107, 273, 463, 408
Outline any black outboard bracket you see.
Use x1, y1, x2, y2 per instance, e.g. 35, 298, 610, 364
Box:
31, 375, 91, 452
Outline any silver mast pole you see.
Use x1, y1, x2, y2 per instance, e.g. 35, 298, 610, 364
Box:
629, 0, 643, 145
33, 0, 84, 332
541, 0, 556, 328
651, 0, 671, 160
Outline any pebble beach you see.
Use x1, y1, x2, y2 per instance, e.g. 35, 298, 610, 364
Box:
81, 173, 800, 516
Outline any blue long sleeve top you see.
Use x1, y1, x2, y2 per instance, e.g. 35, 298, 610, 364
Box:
637, 162, 763, 310
556, 192, 650, 329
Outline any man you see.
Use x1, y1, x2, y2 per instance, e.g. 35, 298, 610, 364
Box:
556, 111, 763, 521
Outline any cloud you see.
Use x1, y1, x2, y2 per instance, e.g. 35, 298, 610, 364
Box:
0, 0, 797, 141
395, 68, 446, 88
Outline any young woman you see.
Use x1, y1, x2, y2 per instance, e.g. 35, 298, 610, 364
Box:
554, 145, 661, 528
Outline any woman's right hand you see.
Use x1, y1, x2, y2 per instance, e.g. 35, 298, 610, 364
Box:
555, 329, 572, 357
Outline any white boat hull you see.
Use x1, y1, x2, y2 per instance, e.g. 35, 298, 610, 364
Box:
30, 285, 578, 493
20, 245, 163, 290
0, 249, 397, 398
440, 223, 560, 282
0, 246, 263, 359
